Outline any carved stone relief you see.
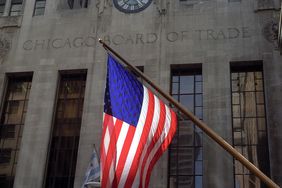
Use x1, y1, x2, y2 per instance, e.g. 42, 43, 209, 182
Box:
155, 0, 167, 14
0, 36, 11, 64
255, 0, 275, 10
96, 0, 112, 15
262, 19, 279, 49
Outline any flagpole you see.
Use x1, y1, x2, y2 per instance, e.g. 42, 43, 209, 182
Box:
98, 39, 279, 188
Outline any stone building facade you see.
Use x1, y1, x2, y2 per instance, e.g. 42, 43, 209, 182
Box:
0, 0, 282, 188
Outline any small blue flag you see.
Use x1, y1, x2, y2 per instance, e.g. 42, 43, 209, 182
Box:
82, 146, 100, 187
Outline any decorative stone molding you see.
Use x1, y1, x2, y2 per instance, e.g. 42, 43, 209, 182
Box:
0, 37, 11, 64
96, 0, 112, 15
262, 19, 279, 46
0, 16, 20, 64
0, 16, 22, 29
154, 0, 167, 15
254, 0, 275, 11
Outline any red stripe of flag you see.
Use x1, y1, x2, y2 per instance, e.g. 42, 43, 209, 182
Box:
144, 109, 177, 188
112, 126, 136, 187
139, 100, 166, 188
101, 118, 123, 188
100, 114, 111, 178
124, 90, 155, 187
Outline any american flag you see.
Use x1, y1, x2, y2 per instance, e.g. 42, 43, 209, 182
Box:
101, 55, 177, 188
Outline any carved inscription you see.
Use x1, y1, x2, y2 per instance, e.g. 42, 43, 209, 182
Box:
195, 27, 251, 40
23, 36, 96, 50
22, 27, 251, 51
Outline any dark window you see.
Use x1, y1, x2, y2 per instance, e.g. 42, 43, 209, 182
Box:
228, 0, 241, 2
0, 74, 33, 188
33, 0, 46, 16
230, 62, 270, 188
44, 71, 87, 188
9, 0, 23, 16
169, 65, 203, 188
179, 0, 196, 2
0, 0, 6, 15
67, 0, 88, 9
0, 124, 15, 139
0, 149, 12, 164
179, 0, 201, 6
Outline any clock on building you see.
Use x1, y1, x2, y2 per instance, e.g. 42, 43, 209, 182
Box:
113, 0, 153, 13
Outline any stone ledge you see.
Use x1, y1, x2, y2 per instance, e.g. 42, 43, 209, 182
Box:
0, 15, 22, 29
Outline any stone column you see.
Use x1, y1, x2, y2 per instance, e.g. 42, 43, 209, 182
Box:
263, 52, 282, 186
13, 69, 58, 188
3, 0, 12, 16
73, 61, 105, 188
203, 59, 234, 188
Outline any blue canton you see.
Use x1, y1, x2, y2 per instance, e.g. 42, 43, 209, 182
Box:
104, 55, 143, 127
